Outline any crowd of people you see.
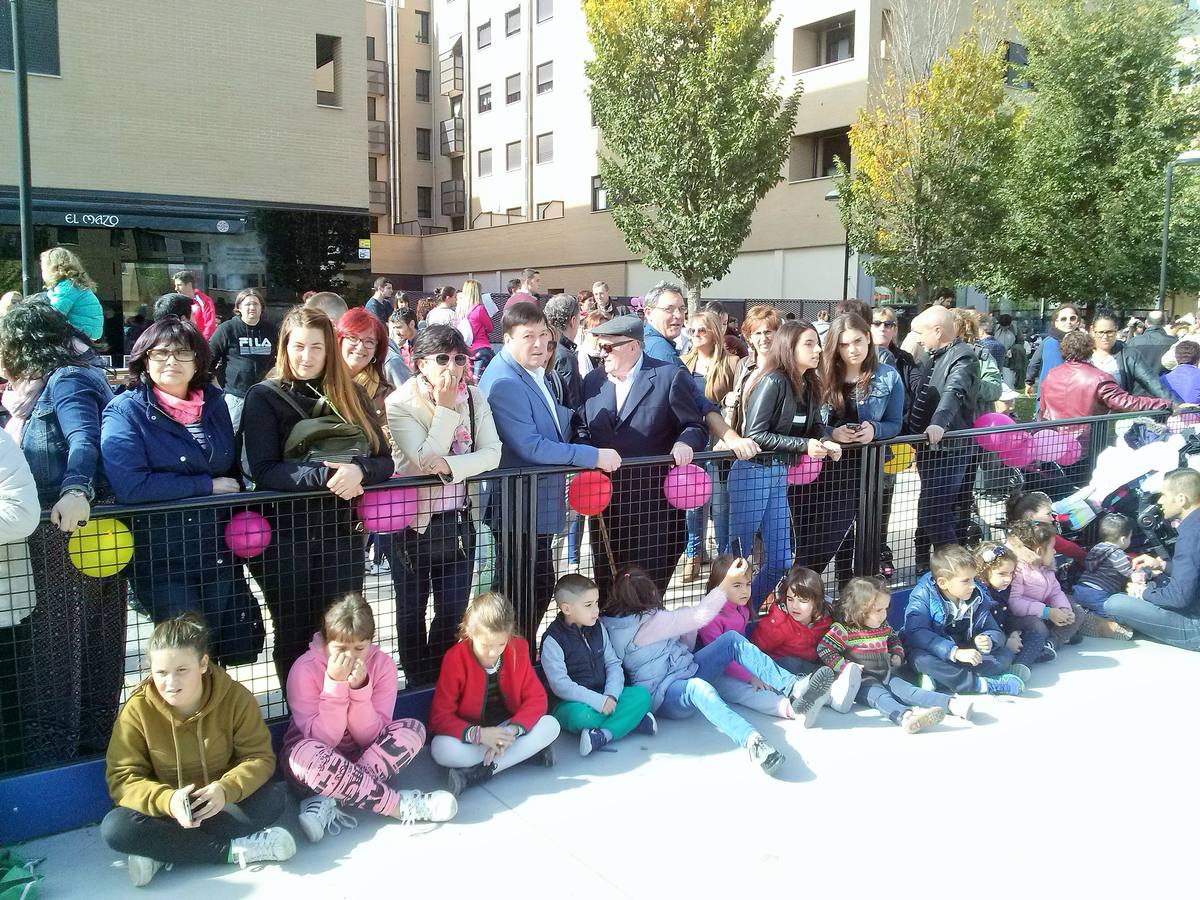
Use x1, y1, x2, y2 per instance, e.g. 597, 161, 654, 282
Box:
1, 250, 1199, 887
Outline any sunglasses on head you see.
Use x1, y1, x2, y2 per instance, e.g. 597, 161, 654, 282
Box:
423, 352, 470, 367
598, 340, 634, 354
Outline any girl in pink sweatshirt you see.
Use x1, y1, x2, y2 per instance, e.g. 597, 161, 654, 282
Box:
283, 593, 458, 842
1005, 521, 1088, 660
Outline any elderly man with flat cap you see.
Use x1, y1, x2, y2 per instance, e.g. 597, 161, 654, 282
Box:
577, 315, 708, 600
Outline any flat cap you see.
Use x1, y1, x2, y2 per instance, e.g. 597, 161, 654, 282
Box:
588, 314, 644, 343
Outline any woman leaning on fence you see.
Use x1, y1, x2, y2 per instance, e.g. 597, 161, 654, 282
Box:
242, 306, 394, 689
0, 300, 124, 766
100, 316, 260, 664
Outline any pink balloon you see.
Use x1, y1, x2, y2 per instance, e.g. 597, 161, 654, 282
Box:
224, 511, 272, 558
1055, 438, 1083, 467
356, 486, 419, 533
1031, 429, 1072, 463
974, 413, 1016, 451
787, 456, 824, 486
998, 433, 1034, 469
663, 464, 712, 510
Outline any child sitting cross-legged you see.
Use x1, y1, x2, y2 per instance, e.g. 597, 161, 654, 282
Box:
283, 593, 458, 843
540, 573, 656, 757
904, 544, 1025, 697
974, 542, 1036, 682
430, 592, 561, 796
819, 577, 974, 732
1072, 513, 1138, 636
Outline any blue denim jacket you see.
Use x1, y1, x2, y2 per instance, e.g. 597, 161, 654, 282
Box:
821, 363, 905, 441
21, 362, 113, 506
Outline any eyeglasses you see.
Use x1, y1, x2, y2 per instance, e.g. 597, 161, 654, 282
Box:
872, 320, 897, 328
1058, 314, 1079, 322
686, 326, 709, 335
1093, 329, 1117, 336
422, 353, 469, 367
598, 340, 634, 355
343, 335, 378, 350
147, 348, 197, 363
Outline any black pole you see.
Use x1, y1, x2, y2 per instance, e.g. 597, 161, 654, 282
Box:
10, 0, 36, 295
842, 241, 851, 301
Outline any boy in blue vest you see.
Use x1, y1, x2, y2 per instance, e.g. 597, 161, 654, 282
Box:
540, 574, 656, 755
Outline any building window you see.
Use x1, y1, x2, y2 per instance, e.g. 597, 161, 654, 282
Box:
477, 20, 491, 49
537, 0, 553, 22
417, 186, 433, 219
506, 73, 521, 104
788, 127, 851, 180
316, 34, 341, 106
368, 156, 379, 181
416, 127, 432, 160
0, 0, 60, 76
1005, 41, 1031, 89
367, 36, 376, 60
506, 141, 522, 172
791, 13, 854, 72
505, 7, 521, 36
478, 148, 493, 177
367, 96, 378, 121
591, 176, 608, 211
478, 83, 492, 113
536, 132, 554, 164
536, 61, 553, 94
416, 68, 431, 102
416, 10, 430, 44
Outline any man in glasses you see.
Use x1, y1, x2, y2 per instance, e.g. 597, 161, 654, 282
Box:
578, 315, 708, 601
1125, 309, 1176, 378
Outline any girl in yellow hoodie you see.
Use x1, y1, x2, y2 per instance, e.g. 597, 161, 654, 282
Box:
101, 613, 296, 888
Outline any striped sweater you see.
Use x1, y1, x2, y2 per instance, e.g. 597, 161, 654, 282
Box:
817, 622, 904, 681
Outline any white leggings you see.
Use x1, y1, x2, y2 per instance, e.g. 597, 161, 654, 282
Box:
430, 715, 560, 773
714, 675, 794, 719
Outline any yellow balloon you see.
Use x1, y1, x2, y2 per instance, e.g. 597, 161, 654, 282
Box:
883, 443, 915, 475
67, 517, 134, 578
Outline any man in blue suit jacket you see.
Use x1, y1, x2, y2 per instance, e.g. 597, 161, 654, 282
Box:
579, 315, 708, 601
480, 303, 622, 639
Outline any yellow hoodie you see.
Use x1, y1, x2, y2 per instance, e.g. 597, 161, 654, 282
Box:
105, 663, 275, 818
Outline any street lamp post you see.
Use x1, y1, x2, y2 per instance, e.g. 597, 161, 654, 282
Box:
824, 184, 850, 301
1157, 149, 1200, 311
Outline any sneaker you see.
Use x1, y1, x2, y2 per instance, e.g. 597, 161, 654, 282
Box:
446, 762, 495, 797
1109, 622, 1134, 641
980, 673, 1025, 696
901, 706, 946, 734
579, 728, 610, 757
1040, 639, 1057, 662
297, 795, 358, 843
746, 735, 785, 776
1009, 663, 1033, 683
127, 855, 168, 888
393, 789, 458, 824
229, 827, 297, 869
532, 743, 556, 767
917, 673, 938, 691
789, 666, 835, 727
828, 663, 863, 714
947, 696, 974, 720
365, 560, 380, 576
632, 712, 658, 736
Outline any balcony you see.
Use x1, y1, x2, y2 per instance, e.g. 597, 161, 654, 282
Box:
439, 117, 464, 156
441, 178, 466, 216
368, 180, 388, 216
366, 59, 388, 96
439, 49, 463, 96
368, 121, 387, 155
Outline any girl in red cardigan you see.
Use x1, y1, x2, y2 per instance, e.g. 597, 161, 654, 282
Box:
429, 593, 560, 796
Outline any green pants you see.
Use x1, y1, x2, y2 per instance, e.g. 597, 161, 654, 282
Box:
552, 685, 653, 740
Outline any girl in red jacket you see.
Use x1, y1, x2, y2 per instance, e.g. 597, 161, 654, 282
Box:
751, 565, 860, 713
430, 593, 560, 796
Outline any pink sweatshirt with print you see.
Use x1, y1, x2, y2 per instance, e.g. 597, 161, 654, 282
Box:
696, 600, 753, 682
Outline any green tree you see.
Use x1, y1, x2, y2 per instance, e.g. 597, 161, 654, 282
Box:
837, 10, 1015, 303
584, 0, 801, 308
981, 0, 1200, 310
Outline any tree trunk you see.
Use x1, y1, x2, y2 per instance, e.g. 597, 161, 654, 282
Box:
685, 279, 702, 314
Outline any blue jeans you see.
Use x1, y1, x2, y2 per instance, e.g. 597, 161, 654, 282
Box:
1072, 584, 1110, 615
727, 460, 791, 609
909, 647, 1015, 693
858, 676, 951, 724
1103, 594, 1200, 651
685, 462, 730, 559
659, 632, 798, 747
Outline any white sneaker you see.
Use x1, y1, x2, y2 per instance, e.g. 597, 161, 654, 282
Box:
828, 663, 863, 714
229, 827, 297, 868
298, 795, 357, 843
947, 696, 975, 721
393, 789, 458, 824
127, 855, 168, 888
1009, 663, 1032, 684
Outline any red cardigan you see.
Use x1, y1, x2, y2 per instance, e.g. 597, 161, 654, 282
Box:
429, 637, 547, 740
750, 603, 832, 663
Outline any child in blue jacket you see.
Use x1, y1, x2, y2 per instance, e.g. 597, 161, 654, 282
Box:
903, 545, 1024, 696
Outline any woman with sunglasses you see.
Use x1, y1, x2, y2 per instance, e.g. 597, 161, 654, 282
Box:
102, 317, 258, 661
1025, 304, 1082, 400
243, 307, 394, 688
386, 325, 501, 685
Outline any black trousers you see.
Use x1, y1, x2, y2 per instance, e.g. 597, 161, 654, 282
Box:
500, 532, 557, 649
100, 781, 287, 865
591, 464, 686, 603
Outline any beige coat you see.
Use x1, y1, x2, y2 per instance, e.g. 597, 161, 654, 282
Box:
385, 377, 501, 533
0, 428, 39, 627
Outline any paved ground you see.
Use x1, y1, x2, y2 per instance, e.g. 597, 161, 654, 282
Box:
19, 633, 1197, 898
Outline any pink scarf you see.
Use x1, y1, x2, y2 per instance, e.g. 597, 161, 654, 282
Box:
152, 386, 205, 425
2, 377, 47, 444
420, 377, 472, 454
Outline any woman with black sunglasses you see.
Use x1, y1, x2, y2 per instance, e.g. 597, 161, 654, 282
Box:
386, 325, 501, 684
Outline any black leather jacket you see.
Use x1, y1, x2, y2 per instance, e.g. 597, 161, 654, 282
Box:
1111, 342, 1172, 400
906, 339, 978, 433
740, 371, 822, 461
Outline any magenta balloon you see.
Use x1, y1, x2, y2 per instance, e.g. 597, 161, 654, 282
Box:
974, 413, 1015, 451
1055, 438, 1083, 467
786, 456, 824, 486
356, 486, 419, 533
663, 464, 712, 510
998, 436, 1034, 469
1031, 429, 1072, 463
224, 511, 272, 558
